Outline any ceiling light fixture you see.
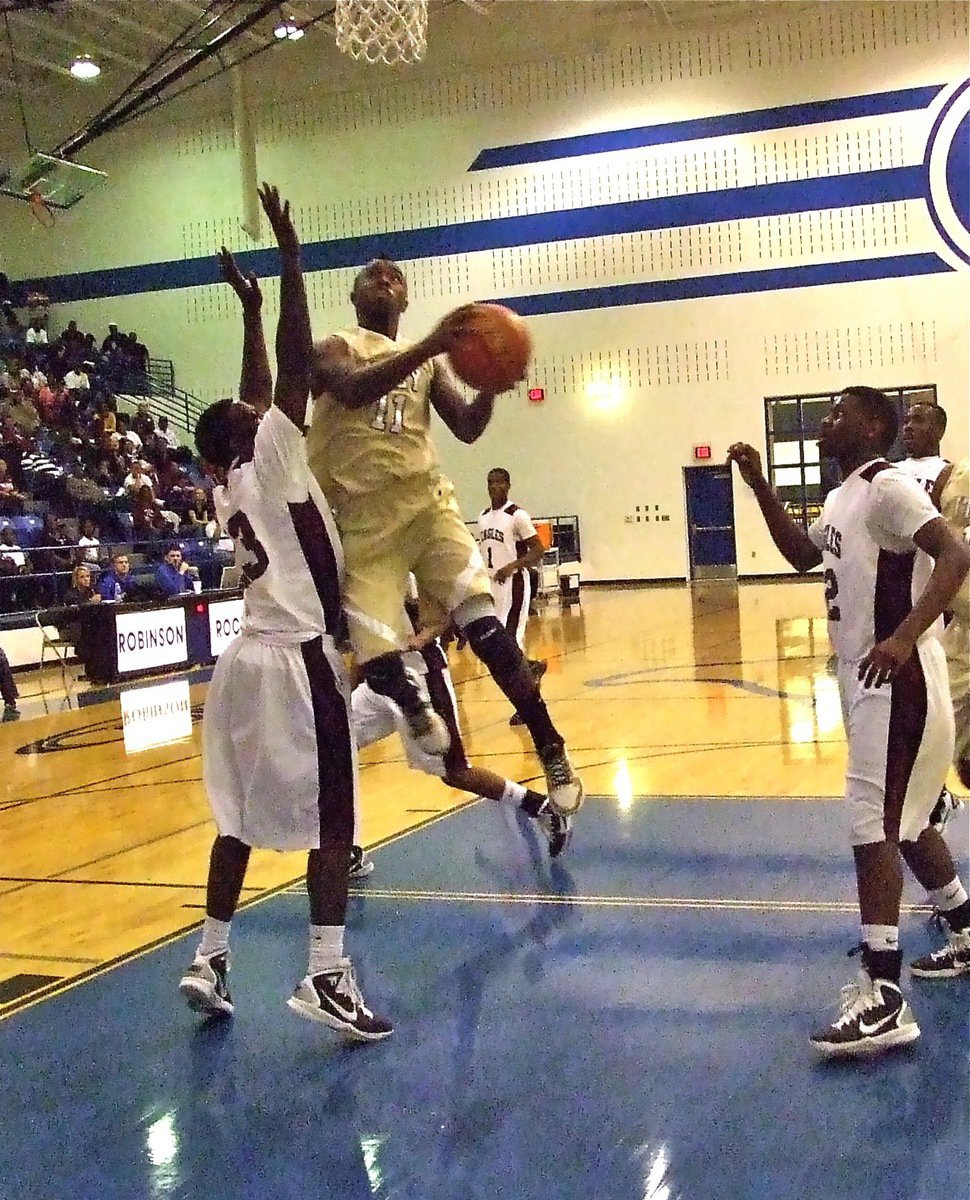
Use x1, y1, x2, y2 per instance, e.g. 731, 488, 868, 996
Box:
69, 54, 101, 80
274, 18, 304, 40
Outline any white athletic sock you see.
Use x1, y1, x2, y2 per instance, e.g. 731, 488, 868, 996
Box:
199, 917, 231, 957
927, 878, 969, 912
862, 924, 899, 953
308, 925, 345, 975
501, 780, 527, 806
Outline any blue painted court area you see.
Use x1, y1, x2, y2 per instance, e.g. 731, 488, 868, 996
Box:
2, 798, 967, 1200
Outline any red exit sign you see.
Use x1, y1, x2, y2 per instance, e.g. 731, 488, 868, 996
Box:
528, 387, 545, 404
694, 444, 712, 460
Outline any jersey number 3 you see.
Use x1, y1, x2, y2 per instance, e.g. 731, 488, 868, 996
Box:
227, 511, 269, 587
823, 567, 841, 621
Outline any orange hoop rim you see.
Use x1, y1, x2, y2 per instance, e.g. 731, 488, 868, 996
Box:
27, 190, 56, 228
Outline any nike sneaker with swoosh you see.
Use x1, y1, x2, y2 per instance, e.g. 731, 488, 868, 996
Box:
287, 958, 393, 1041
179, 949, 234, 1018
910, 927, 970, 979
810, 972, 920, 1058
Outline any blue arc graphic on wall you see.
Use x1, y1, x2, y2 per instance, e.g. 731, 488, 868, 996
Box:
19, 83, 966, 309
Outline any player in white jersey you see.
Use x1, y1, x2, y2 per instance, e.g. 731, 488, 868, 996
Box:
308, 260, 582, 818
351, 582, 571, 856
933, 458, 970, 792
897, 401, 949, 495
728, 384, 970, 1059
478, 467, 549, 726
179, 184, 391, 1043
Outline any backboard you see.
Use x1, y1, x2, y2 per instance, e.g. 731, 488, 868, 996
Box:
0, 152, 106, 209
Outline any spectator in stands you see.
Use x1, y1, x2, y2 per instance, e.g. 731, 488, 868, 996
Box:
156, 415, 178, 450
127, 331, 149, 375
0, 644, 19, 720
132, 483, 172, 544
101, 323, 124, 356
7, 386, 40, 435
63, 361, 90, 394
1, 302, 23, 351
181, 487, 214, 536
20, 438, 66, 503
97, 551, 132, 602
114, 413, 142, 456
124, 460, 154, 496
63, 562, 101, 607
31, 514, 73, 572
60, 319, 85, 354
76, 518, 102, 564
132, 401, 154, 444
25, 318, 48, 346
0, 458, 25, 513
0, 525, 27, 611
35, 375, 66, 425
155, 545, 197, 598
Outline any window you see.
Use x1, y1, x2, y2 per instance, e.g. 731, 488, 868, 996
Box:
763, 383, 937, 531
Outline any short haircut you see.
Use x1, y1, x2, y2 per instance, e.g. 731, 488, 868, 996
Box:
910, 400, 947, 434
488, 467, 511, 484
194, 398, 235, 468
841, 385, 899, 455
352, 256, 402, 294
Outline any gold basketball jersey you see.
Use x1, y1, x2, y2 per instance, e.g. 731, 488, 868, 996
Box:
941, 459, 970, 626
307, 326, 438, 506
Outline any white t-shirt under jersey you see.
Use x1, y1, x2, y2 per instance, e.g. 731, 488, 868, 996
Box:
895, 454, 949, 496
215, 406, 344, 640
808, 459, 941, 663
477, 502, 538, 579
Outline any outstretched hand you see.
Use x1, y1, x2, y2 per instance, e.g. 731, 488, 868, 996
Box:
258, 182, 299, 255
425, 303, 481, 357
217, 246, 261, 313
726, 442, 766, 489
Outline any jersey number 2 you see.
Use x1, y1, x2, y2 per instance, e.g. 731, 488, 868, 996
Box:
823, 568, 841, 621
227, 511, 269, 587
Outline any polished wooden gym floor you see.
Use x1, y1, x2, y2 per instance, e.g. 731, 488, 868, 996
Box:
1, 581, 967, 1200
0, 579, 847, 1004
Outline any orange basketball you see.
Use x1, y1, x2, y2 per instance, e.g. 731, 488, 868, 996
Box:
447, 303, 532, 393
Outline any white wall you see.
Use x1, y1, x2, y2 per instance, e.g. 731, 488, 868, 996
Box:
1, 1, 967, 581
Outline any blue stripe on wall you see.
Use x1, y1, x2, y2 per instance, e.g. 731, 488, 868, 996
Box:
25, 167, 925, 304
469, 85, 946, 170
498, 253, 953, 316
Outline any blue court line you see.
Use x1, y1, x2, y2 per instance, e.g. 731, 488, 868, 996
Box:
23, 167, 926, 304
469, 85, 946, 170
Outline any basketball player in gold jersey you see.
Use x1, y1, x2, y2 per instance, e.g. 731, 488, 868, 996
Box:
307, 259, 582, 816
934, 458, 970, 791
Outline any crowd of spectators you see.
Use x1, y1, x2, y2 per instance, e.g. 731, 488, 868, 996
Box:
0, 301, 230, 615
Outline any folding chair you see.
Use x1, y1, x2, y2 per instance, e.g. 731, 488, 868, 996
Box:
35, 608, 75, 711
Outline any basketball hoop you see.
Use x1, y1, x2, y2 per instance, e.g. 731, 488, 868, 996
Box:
27, 190, 55, 229
335, 0, 428, 65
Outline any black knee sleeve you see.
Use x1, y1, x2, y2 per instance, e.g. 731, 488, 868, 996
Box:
463, 615, 523, 677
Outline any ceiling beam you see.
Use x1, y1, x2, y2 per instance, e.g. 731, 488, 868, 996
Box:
11, 12, 144, 70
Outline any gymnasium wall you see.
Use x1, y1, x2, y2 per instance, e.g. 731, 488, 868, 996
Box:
2, 1, 968, 582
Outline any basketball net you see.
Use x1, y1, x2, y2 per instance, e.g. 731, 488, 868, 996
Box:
335, 0, 428, 65
27, 190, 55, 229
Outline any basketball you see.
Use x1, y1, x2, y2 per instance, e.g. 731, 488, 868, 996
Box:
447, 303, 532, 393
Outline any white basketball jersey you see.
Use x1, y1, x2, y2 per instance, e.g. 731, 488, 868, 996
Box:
895, 455, 949, 496
477, 502, 538, 578
215, 407, 344, 639
808, 460, 941, 663
940, 459, 970, 626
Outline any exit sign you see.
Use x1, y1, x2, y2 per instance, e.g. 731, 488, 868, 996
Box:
694, 444, 712, 460
528, 387, 545, 404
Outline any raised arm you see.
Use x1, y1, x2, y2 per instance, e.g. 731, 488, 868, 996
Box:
257, 183, 311, 431
726, 442, 822, 573
216, 246, 272, 413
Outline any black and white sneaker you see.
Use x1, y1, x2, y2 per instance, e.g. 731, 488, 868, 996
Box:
535, 801, 572, 858
809, 972, 920, 1057
910, 927, 970, 978
540, 746, 584, 815
929, 787, 964, 833
529, 659, 548, 682
403, 700, 450, 756
287, 958, 393, 1042
179, 950, 233, 1017
349, 845, 375, 880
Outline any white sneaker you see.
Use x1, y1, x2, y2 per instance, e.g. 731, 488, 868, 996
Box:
910, 927, 970, 979
287, 958, 393, 1042
540, 746, 584, 815
810, 972, 919, 1058
349, 845, 375, 879
179, 949, 233, 1017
